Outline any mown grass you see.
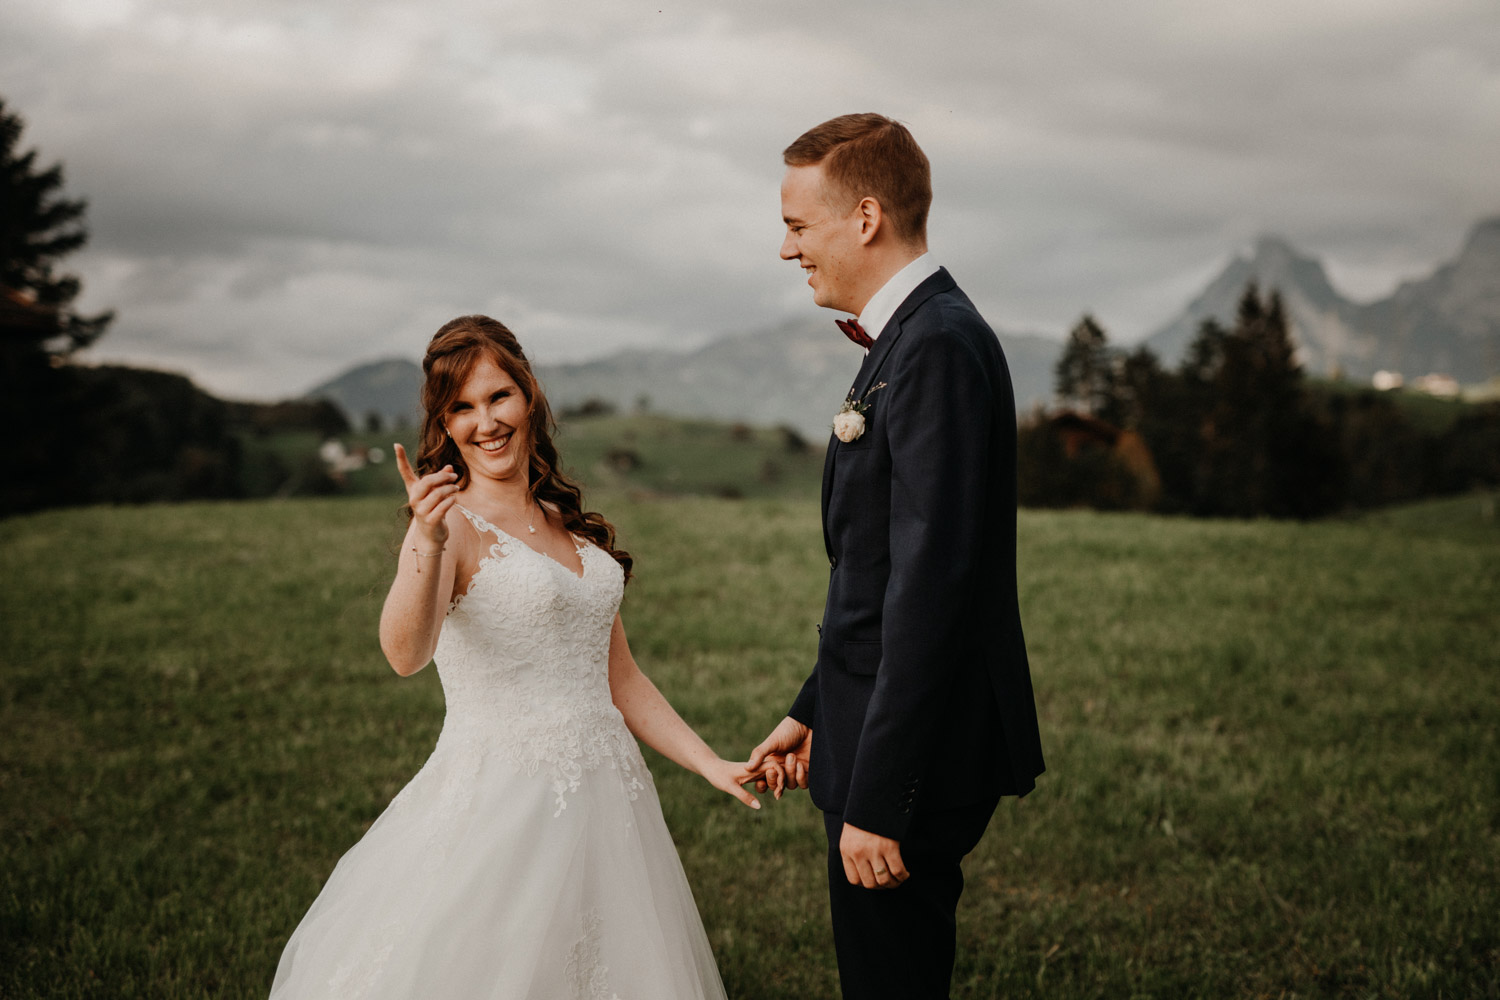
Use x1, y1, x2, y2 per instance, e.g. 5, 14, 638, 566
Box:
1, 492, 1496, 998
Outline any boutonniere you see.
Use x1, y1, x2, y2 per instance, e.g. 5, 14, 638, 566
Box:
832, 382, 887, 443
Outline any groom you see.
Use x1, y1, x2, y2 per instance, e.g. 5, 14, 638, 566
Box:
748, 113, 1045, 999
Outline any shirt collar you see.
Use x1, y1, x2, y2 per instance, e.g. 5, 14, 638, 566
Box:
855, 252, 939, 347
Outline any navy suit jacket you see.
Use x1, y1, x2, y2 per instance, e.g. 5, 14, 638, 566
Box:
788, 268, 1044, 841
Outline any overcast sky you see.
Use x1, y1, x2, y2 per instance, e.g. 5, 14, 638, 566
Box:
5, 0, 1497, 400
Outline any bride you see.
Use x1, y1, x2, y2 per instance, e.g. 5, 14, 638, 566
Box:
270, 314, 780, 999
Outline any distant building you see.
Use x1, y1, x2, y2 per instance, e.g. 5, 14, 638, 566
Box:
1048, 411, 1162, 509
1412, 373, 1460, 398
319, 438, 376, 475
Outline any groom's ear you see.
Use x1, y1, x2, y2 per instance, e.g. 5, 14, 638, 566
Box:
855, 197, 884, 245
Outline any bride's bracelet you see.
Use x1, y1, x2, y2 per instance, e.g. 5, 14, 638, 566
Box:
411, 547, 445, 559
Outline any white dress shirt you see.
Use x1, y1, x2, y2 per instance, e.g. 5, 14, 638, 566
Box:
854, 252, 940, 349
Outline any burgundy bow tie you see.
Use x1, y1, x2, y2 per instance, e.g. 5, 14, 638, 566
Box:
836, 318, 874, 350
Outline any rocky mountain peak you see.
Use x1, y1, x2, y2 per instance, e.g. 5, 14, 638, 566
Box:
1463, 215, 1500, 250
1145, 233, 1356, 368
1241, 235, 1342, 309
1452, 216, 1500, 285
1147, 218, 1500, 382
1421, 216, 1500, 337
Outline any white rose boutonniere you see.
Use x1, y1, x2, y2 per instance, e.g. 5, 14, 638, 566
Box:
833, 382, 887, 443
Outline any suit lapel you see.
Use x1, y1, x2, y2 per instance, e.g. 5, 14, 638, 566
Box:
821, 349, 874, 560
849, 267, 956, 402
819, 427, 838, 559
820, 268, 958, 553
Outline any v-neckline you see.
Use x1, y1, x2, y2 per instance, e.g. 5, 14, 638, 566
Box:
457, 504, 586, 580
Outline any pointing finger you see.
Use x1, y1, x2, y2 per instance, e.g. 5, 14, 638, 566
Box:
394, 443, 416, 486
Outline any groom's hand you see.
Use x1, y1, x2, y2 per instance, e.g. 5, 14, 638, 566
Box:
748, 717, 811, 798
840, 823, 908, 890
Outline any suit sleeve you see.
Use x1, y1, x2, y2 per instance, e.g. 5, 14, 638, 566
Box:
788, 666, 817, 726
840, 320, 994, 840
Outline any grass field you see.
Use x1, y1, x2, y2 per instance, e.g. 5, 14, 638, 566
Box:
257, 412, 825, 502
1, 490, 1497, 998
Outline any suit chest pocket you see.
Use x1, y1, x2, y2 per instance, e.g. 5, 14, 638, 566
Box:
835, 434, 880, 456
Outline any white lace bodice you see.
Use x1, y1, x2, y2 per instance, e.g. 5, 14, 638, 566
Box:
428, 504, 644, 814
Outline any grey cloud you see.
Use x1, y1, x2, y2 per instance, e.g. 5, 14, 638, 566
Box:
5, 0, 1497, 396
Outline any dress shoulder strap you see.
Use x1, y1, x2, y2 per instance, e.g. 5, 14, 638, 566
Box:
455, 504, 513, 547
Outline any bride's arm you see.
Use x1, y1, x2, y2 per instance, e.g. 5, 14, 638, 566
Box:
379, 446, 462, 676
606, 614, 779, 808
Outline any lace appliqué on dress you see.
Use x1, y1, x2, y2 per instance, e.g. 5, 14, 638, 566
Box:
566, 909, 623, 1000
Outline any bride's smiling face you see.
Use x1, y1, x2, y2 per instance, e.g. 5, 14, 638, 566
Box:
444, 354, 531, 485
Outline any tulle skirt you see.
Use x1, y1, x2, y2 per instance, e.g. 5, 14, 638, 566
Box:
270, 731, 727, 999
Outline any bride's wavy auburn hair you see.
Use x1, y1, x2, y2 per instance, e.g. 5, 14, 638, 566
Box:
413, 314, 632, 581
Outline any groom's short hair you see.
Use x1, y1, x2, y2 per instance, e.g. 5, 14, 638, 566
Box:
784, 113, 931, 247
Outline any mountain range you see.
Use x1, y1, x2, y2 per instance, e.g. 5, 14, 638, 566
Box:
1145, 217, 1500, 381
309, 218, 1500, 436
309, 320, 1061, 439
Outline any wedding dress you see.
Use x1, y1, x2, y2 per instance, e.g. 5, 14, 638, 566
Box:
270, 506, 728, 999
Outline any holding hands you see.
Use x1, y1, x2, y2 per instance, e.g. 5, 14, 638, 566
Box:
700, 756, 788, 810
748, 716, 812, 798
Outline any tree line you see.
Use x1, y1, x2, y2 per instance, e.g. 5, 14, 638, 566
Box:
1019, 287, 1500, 517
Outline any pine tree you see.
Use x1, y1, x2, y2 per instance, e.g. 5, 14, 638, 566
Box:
1, 97, 112, 358
1176, 282, 1341, 517
2, 97, 114, 514
1054, 314, 1112, 415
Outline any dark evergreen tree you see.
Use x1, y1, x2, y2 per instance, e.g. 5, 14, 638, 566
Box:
2, 98, 117, 514
1178, 283, 1342, 517
1054, 314, 1113, 415
1097, 344, 1162, 431
1434, 403, 1500, 494
1, 98, 112, 357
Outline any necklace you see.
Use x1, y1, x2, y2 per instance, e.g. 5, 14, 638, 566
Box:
463, 496, 537, 535
506, 495, 538, 535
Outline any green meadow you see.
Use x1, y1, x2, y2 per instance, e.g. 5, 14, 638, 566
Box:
263, 412, 825, 502
1, 488, 1497, 998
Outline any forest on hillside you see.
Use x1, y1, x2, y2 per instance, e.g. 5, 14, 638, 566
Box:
1018, 286, 1500, 518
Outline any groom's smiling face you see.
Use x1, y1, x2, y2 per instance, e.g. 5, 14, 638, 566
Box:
780, 163, 863, 314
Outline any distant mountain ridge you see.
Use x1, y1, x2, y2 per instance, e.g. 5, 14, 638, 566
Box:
1145, 218, 1500, 382
309, 218, 1500, 431
308, 358, 424, 429
535, 318, 1058, 438
307, 321, 1059, 439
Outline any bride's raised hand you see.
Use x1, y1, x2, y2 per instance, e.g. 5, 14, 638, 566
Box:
395, 443, 460, 549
